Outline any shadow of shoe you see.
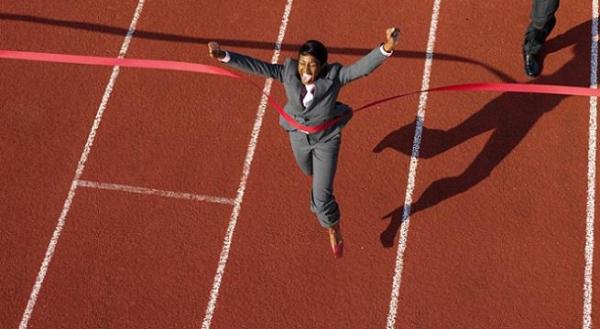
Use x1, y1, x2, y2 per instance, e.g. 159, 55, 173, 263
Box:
373, 123, 415, 154
373, 123, 452, 159
380, 204, 409, 248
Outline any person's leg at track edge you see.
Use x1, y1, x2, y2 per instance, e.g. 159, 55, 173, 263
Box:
523, 0, 560, 77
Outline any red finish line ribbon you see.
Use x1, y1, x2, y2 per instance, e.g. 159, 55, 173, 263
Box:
1, 49, 598, 134
353, 83, 600, 113
0, 49, 240, 78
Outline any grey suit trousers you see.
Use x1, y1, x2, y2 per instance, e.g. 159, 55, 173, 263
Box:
524, 0, 560, 54
289, 130, 341, 228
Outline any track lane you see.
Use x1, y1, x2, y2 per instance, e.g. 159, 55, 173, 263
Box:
0, 2, 143, 327
208, 0, 438, 327
390, 1, 592, 328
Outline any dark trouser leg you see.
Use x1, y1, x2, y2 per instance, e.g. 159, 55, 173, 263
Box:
310, 133, 341, 228
524, 0, 560, 54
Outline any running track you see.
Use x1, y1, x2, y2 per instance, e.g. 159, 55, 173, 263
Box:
1, 1, 599, 328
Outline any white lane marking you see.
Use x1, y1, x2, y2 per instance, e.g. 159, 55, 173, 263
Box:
18, 1, 146, 328
200, 1, 294, 328
386, 0, 442, 328
583, 1, 598, 328
76, 180, 236, 205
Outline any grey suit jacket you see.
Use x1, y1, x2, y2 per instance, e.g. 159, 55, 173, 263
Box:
224, 46, 390, 138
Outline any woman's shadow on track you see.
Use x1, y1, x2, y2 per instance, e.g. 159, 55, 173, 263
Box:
373, 20, 592, 248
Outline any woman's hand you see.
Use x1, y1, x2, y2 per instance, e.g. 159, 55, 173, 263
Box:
208, 41, 226, 60
383, 27, 400, 52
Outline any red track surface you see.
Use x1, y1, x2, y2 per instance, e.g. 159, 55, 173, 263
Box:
1, 1, 599, 328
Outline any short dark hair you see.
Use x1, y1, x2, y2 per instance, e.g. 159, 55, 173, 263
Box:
298, 40, 328, 66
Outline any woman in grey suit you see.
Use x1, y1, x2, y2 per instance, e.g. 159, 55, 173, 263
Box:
208, 27, 399, 258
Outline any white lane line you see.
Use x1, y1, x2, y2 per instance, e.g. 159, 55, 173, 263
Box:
200, 1, 293, 328
76, 180, 236, 205
18, 1, 145, 328
583, 1, 598, 328
386, 0, 442, 328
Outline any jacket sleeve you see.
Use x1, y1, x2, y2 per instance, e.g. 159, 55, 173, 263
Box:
337, 46, 389, 85
224, 51, 284, 82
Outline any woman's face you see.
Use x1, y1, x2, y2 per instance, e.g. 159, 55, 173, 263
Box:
298, 54, 321, 85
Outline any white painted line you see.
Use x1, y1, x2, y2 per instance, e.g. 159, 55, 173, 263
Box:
18, 2, 145, 328
200, 1, 293, 328
76, 180, 236, 205
583, 1, 598, 328
386, 0, 442, 328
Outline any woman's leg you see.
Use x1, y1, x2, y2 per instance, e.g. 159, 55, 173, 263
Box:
310, 133, 342, 228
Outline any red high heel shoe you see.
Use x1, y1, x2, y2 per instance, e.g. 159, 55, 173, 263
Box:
328, 223, 343, 258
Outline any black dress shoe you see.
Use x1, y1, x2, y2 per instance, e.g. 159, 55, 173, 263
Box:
524, 52, 541, 77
